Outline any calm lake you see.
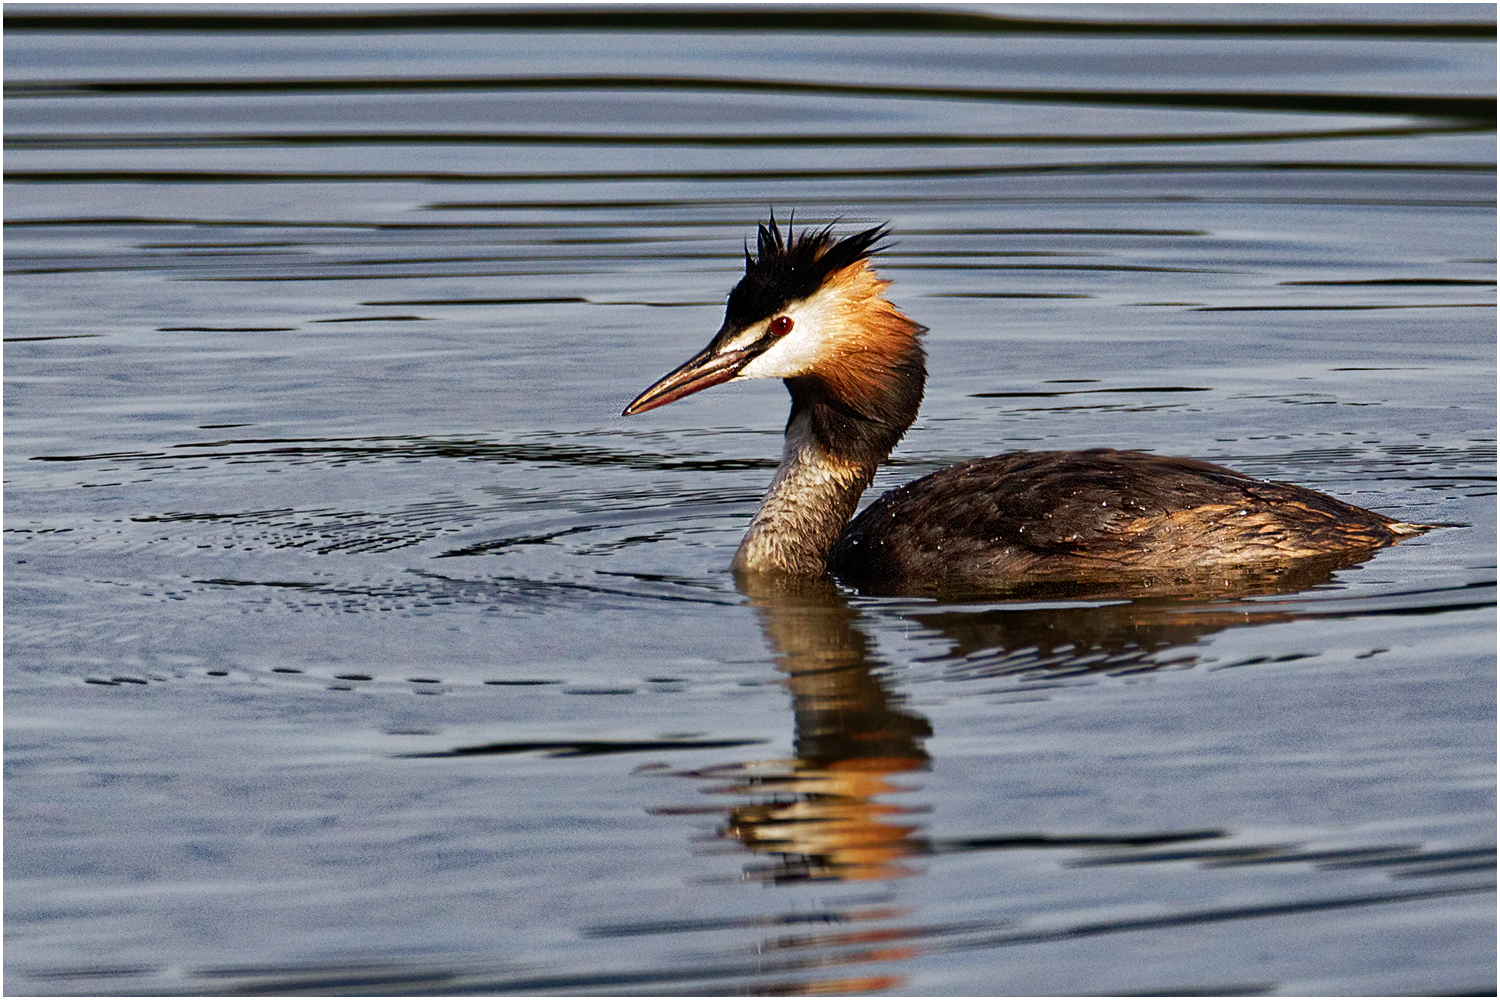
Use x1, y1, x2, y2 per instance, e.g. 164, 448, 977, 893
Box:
4, 5, 1495, 996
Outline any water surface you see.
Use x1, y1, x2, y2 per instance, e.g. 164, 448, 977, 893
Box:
5, 6, 1495, 996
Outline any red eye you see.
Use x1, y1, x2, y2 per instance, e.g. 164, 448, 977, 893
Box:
769, 315, 794, 337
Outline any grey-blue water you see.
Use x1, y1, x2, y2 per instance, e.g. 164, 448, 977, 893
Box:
5, 5, 1495, 996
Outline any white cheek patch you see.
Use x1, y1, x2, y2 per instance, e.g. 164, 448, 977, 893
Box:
736, 292, 842, 380
720, 325, 769, 355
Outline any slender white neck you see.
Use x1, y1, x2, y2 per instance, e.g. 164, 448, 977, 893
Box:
731, 407, 879, 577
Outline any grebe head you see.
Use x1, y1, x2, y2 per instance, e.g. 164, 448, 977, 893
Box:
622, 213, 923, 419
622, 213, 928, 577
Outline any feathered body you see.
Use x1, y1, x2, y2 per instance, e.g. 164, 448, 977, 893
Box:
830, 448, 1421, 594
624, 215, 1428, 595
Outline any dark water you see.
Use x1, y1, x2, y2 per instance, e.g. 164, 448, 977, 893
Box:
5, 6, 1495, 996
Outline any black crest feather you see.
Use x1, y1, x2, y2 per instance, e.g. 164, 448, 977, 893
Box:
724, 212, 890, 329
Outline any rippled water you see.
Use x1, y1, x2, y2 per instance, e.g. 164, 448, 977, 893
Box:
5, 6, 1496, 996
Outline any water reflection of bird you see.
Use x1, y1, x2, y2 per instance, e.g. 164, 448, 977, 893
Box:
724, 574, 931, 885
624, 214, 1431, 596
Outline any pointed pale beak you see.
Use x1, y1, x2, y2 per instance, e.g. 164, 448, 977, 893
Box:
622, 340, 753, 416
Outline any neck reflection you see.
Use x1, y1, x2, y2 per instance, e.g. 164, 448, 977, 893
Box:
713, 572, 932, 884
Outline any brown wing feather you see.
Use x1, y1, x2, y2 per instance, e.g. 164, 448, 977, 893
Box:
828, 448, 1420, 592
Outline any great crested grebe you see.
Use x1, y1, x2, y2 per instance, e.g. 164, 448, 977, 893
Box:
622, 215, 1430, 594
